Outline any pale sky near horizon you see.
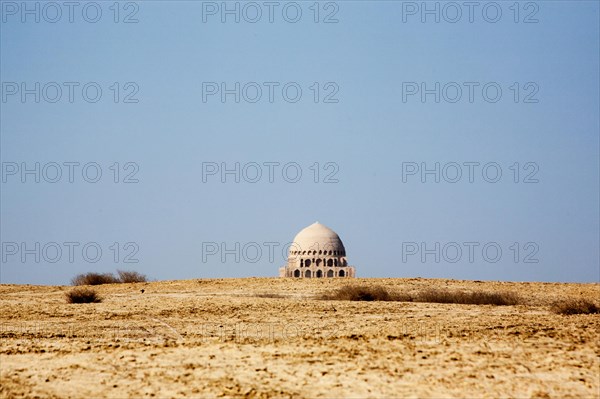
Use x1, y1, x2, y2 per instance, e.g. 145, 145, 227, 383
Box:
1, 1, 599, 285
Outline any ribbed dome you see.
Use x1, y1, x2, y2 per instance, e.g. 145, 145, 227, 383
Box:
290, 222, 345, 254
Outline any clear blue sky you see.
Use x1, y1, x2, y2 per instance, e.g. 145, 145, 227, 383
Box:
1, 1, 599, 284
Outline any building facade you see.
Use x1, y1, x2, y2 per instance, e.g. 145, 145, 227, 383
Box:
279, 222, 356, 278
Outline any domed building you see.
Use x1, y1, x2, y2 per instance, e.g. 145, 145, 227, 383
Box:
279, 222, 356, 278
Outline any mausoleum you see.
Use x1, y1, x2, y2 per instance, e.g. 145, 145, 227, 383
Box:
279, 222, 356, 278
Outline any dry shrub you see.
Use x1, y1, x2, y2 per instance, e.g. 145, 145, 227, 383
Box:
321, 285, 397, 301
551, 299, 600, 315
255, 293, 286, 298
320, 285, 519, 306
65, 288, 102, 303
415, 288, 520, 306
117, 270, 147, 283
72, 270, 147, 285
71, 272, 119, 286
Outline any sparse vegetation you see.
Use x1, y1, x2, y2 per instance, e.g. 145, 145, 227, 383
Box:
72, 270, 147, 285
551, 299, 600, 315
71, 272, 119, 286
414, 288, 520, 306
117, 270, 147, 283
320, 285, 519, 305
65, 288, 102, 303
320, 285, 398, 301
255, 293, 287, 298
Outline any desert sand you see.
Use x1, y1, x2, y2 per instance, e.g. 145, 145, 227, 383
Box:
0, 277, 598, 398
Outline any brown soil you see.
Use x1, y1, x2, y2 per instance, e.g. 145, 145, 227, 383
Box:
1, 278, 598, 398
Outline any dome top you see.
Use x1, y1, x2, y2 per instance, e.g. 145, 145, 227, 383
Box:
291, 222, 345, 254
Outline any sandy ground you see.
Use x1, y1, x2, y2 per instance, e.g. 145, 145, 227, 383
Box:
0, 277, 598, 398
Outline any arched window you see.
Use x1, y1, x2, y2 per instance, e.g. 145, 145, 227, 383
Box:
305, 259, 311, 267
327, 259, 333, 267
318, 250, 322, 255
316, 270, 323, 278
328, 250, 332, 256
334, 259, 338, 266
316, 259, 322, 266
339, 270, 345, 277
294, 269, 300, 278
305, 270, 311, 278
300, 259, 304, 267
327, 270, 334, 277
